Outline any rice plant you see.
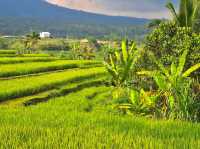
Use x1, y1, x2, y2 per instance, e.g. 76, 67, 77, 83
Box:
0, 60, 100, 77
0, 87, 199, 148
0, 49, 16, 54
0, 57, 57, 64
0, 67, 105, 101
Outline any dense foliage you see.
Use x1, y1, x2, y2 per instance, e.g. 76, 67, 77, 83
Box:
166, 0, 200, 32
105, 22, 200, 121
145, 22, 200, 71
0, 0, 200, 147
0, 18, 149, 41
104, 40, 142, 87
138, 50, 200, 120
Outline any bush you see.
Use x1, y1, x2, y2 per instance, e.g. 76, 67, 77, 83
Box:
10, 40, 25, 54
0, 37, 9, 49
145, 22, 200, 72
36, 39, 70, 51
116, 49, 200, 121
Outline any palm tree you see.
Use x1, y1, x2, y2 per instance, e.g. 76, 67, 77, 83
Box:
148, 19, 164, 28
166, 0, 200, 30
24, 32, 40, 53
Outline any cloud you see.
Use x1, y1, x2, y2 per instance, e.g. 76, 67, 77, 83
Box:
46, 0, 102, 11
46, 0, 178, 19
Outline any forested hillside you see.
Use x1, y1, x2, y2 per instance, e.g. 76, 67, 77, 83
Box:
0, 0, 149, 39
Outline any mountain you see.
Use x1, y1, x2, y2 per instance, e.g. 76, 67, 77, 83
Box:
0, 0, 150, 38
0, 0, 149, 25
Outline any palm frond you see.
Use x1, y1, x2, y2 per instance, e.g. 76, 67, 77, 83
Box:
115, 51, 120, 62
176, 49, 188, 76
103, 62, 119, 82
192, 0, 200, 28
178, 0, 188, 26
183, 63, 200, 77
121, 58, 133, 83
121, 40, 128, 63
186, 0, 196, 27
171, 62, 177, 76
166, 2, 179, 24
153, 74, 169, 90
136, 70, 156, 76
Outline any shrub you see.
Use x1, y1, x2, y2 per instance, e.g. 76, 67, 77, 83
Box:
36, 39, 70, 51
145, 22, 200, 72
115, 48, 200, 121
0, 37, 9, 49
10, 40, 26, 54
137, 49, 200, 121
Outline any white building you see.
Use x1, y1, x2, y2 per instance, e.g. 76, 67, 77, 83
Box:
40, 32, 51, 38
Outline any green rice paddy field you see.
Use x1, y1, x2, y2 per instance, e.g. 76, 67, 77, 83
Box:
0, 51, 199, 148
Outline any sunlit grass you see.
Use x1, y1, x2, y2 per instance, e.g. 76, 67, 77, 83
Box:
0, 60, 101, 77
0, 87, 199, 148
19, 54, 51, 57
0, 49, 16, 54
2, 76, 106, 107
0, 67, 105, 101
0, 55, 198, 148
0, 57, 57, 64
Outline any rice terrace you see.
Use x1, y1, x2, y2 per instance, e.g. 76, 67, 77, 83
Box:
0, 0, 200, 148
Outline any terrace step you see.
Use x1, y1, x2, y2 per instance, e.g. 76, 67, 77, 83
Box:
0, 60, 102, 80
0, 67, 106, 102
24, 78, 107, 106
0, 54, 51, 57
0, 57, 58, 64
0, 76, 108, 107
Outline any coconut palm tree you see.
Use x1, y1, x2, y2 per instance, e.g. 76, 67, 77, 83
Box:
148, 19, 164, 28
24, 32, 40, 53
166, 0, 200, 31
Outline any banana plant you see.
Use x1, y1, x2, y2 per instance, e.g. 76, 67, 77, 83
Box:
138, 49, 200, 119
104, 40, 142, 87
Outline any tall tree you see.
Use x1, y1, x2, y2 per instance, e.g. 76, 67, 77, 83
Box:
24, 32, 40, 53
166, 0, 200, 31
147, 19, 164, 28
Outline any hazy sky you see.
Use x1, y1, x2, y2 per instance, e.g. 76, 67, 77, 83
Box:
46, 0, 178, 19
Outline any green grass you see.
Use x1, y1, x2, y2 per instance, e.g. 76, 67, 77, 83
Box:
0, 60, 101, 78
1, 76, 107, 107
0, 86, 199, 148
0, 54, 17, 57
0, 50, 17, 57
19, 54, 51, 57
0, 53, 51, 58
0, 49, 16, 54
0, 57, 199, 148
0, 57, 57, 64
0, 67, 105, 101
